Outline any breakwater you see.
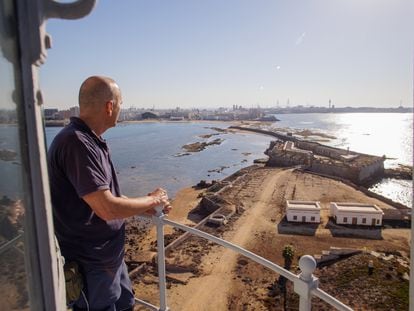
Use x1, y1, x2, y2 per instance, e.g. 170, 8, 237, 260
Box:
230, 125, 296, 141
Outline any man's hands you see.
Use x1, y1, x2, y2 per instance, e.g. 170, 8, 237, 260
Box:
82, 187, 173, 221
146, 188, 172, 215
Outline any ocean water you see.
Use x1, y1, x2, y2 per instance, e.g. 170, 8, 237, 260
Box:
45, 121, 274, 198
272, 113, 413, 167
272, 113, 413, 207
1, 113, 412, 208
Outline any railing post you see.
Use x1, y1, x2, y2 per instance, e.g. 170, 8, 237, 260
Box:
294, 255, 319, 311
152, 207, 169, 311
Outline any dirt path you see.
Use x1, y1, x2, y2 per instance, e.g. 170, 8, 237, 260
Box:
130, 167, 410, 310
167, 169, 291, 310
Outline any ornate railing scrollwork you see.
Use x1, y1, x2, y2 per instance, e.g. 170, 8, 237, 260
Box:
20, 0, 97, 66
44, 0, 96, 20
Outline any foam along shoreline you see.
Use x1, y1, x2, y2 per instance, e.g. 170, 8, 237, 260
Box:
293, 129, 337, 140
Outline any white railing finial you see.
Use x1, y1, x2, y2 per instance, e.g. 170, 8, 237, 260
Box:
295, 255, 319, 311
298, 255, 317, 281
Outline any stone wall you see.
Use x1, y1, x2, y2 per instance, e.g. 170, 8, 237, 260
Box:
358, 158, 384, 181
295, 140, 350, 159
232, 126, 385, 184
267, 148, 312, 167
267, 140, 384, 184
309, 161, 359, 183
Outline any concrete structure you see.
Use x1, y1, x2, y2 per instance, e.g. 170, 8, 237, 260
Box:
207, 214, 228, 226
330, 202, 384, 226
267, 141, 313, 167
286, 200, 321, 223
265, 139, 385, 184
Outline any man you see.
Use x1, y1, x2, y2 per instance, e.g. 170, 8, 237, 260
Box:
48, 76, 170, 311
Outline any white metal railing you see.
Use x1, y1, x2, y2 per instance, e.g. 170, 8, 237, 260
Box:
134, 208, 353, 311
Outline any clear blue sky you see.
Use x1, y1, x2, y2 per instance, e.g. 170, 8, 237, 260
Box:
41, 0, 413, 110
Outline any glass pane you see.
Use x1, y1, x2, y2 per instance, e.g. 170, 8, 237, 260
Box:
0, 1, 31, 310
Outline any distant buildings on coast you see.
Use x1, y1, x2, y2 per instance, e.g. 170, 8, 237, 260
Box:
268, 105, 413, 114
1, 104, 411, 126
43, 106, 79, 120
41, 105, 279, 126
118, 105, 278, 122
42, 106, 80, 126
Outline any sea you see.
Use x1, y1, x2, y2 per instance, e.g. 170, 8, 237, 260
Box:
271, 113, 413, 208
0, 113, 412, 208
44, 121, 274, 199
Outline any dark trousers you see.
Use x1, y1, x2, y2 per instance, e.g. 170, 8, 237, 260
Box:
73, 261, 135, 311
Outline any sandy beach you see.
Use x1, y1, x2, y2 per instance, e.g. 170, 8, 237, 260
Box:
125, 165, 411, 311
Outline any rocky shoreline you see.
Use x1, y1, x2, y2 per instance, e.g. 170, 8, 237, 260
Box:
182, 138, 224, 152
384, 164, 413, 180
180, 126, 232, 153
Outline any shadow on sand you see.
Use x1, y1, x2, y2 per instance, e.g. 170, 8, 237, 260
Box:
325, 217, 383, 240
277, 216, 318, 236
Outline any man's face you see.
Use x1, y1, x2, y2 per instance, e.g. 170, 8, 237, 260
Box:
108, 84, 122, 127
111, 96, 122, 126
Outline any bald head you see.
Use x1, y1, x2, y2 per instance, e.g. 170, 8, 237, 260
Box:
79, 76, 121, 111
78, 76, 123, 135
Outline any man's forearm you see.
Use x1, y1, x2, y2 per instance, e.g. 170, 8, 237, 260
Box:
107, 195, 160, 219
83, 189, 167, 221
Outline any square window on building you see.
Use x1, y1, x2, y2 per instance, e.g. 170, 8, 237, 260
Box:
343, 217, 347, 223
293, 215, 297, 220
362, 218, 366, 223
376, 219, 380, 224
311, 216, 315, 221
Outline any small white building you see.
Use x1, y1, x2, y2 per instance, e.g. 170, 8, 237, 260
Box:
330, 202, 384, 226
286, 200, 321, 223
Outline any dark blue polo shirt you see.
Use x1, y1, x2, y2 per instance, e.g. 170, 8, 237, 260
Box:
48, 117, 124, 269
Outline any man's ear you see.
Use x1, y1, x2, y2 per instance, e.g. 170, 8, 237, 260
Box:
105, 100, 114, 116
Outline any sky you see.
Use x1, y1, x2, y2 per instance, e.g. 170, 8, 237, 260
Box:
40, 0, 414, 110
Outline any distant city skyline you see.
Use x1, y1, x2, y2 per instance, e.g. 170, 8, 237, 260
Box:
41, 0, 413, 110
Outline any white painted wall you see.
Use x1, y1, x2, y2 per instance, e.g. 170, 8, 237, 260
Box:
330, 203, 383, 226
334, 212, 382, 226
287, 210, 320, 223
